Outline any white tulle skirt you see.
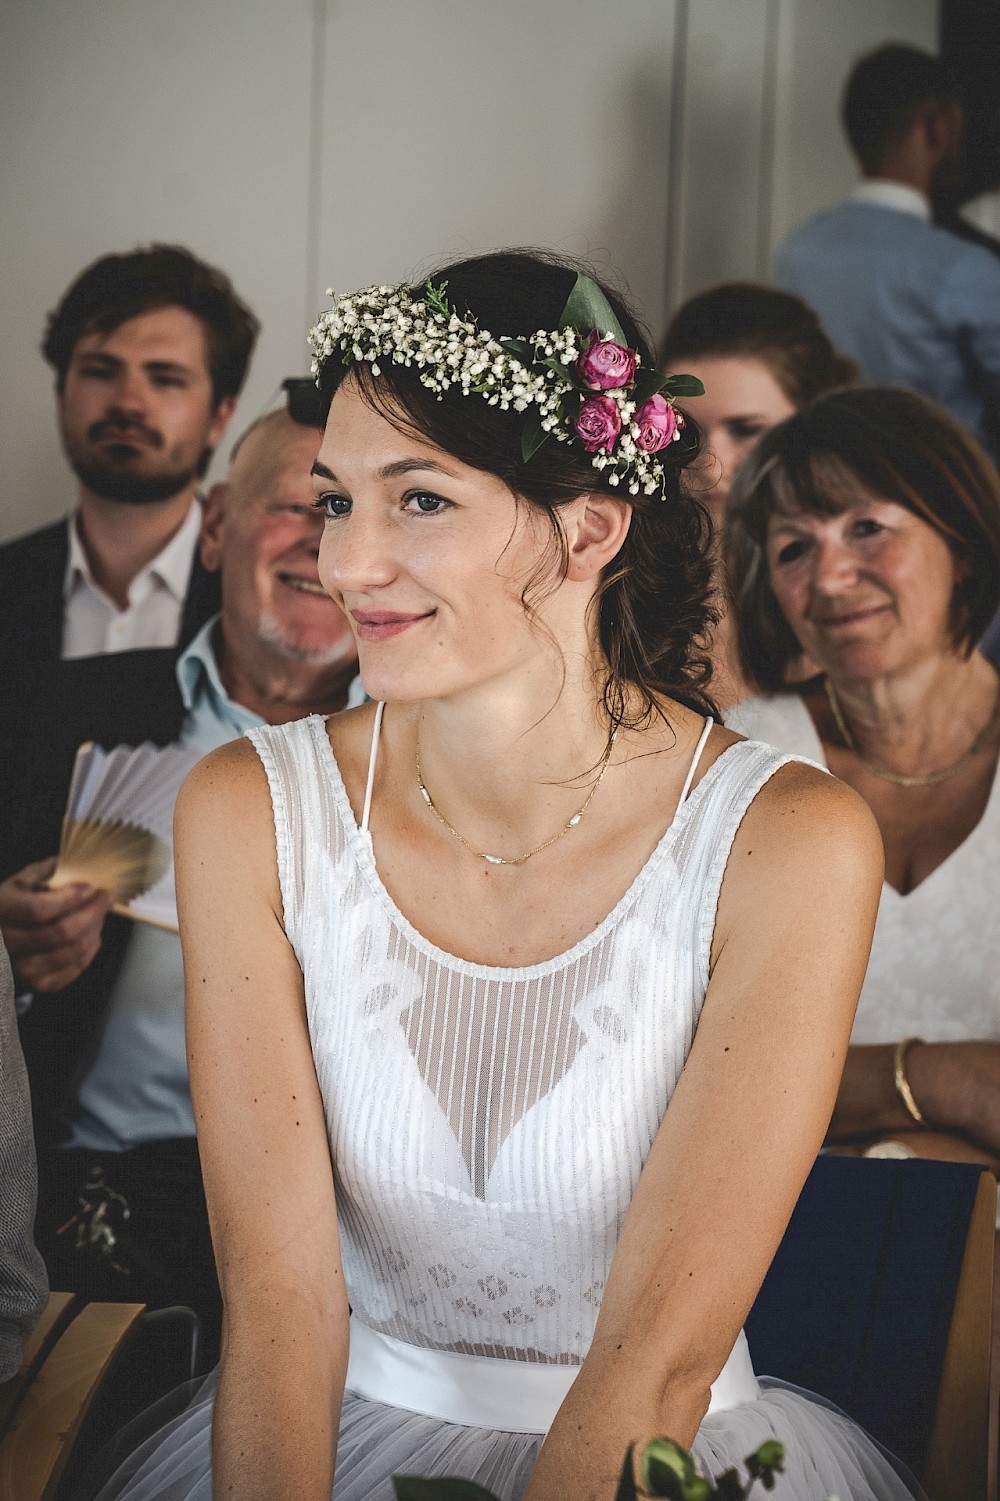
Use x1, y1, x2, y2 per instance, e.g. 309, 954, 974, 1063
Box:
93, 1372, 921, 1501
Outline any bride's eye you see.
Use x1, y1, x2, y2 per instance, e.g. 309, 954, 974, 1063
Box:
404, 490, 451, 515
312, 493, 351, 519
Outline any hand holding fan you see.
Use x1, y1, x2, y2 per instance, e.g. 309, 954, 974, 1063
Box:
49, 741, 205, 928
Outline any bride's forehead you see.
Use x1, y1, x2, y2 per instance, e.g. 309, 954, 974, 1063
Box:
319, 381, 450, 473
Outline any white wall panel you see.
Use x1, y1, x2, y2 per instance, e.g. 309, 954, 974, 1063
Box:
313, 0, 679, 349
768, 0, 938, 254
0, 0, 316, 542
0, 0, 944, 542
665, 0, 782, 308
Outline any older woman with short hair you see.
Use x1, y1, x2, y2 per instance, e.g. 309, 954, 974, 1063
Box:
725, 385, 1000, 1164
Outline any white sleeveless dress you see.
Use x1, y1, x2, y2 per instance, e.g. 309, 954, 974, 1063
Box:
97, 712, 918, 1501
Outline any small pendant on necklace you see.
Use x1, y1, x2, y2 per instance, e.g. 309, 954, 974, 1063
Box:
568, 813, 582, 827
483, 853, 504, 865
419, 785, 432, 804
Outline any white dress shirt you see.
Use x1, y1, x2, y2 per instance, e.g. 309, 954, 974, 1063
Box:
849, 180, 931, 221
68, 617, 365, 1151
775, 177, 1000, 459
61, 500, 201, 659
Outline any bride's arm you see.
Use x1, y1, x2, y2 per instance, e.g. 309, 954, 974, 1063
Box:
522, 763, 884, 1501
175, 741, 349, 1501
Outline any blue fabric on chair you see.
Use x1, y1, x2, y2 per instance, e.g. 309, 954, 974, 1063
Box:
745, 1155, 984, 1474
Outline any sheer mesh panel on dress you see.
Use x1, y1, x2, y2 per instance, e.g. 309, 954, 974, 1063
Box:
250, 715, 789, 1364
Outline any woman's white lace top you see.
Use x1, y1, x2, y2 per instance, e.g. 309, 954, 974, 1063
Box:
248, 714, 790, 1364
728, 694, 1000, 1044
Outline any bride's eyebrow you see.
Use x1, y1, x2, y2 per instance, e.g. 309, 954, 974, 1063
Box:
310, 457, 461, 483
378, 458, 460, 480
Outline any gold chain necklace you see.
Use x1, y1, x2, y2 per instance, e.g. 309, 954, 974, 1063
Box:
824, 677, 1000, 788
415, 730, 618, 866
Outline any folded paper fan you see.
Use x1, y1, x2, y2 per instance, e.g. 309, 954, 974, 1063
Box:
50, 818, 170, 904
49, 741, 206, 927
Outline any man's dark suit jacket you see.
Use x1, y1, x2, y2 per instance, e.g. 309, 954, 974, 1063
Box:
0, 517, 220, 1148
0, 516, 219, 671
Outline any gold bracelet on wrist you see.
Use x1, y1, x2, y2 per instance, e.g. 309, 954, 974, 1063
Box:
893, 1036, 926, 1125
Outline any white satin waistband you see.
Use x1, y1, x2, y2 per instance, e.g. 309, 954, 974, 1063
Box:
345, 1319, 760, 1435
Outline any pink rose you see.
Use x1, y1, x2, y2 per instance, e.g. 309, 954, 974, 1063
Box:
575, 395, 622, 452
634, 394, 678, 453
576, 329, 637, 391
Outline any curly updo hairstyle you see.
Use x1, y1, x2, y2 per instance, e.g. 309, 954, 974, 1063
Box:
316, 249, 717, 729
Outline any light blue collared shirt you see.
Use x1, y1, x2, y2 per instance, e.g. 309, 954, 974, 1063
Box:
774, 180, 1000, 459
69, 618, 362, 1151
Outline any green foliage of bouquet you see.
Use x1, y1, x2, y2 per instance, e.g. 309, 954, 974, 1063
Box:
392, 1435, 785, 1501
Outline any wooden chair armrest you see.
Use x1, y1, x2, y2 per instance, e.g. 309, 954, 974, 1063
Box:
0, 1298, 145, 1501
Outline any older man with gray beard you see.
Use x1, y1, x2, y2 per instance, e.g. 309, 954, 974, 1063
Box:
2, 406, 360, 1362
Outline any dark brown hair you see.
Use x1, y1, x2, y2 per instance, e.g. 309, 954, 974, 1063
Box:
726, 386, 1000, 694
657, 283, 856, 407
317, 249, 717, 727
42, 244, 260, 404
842, 44, 960, 176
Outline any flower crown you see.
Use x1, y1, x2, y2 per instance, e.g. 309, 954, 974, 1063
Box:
308, 273, 703, 498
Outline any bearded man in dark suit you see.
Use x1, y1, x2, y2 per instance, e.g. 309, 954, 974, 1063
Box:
0, 243, 258, 672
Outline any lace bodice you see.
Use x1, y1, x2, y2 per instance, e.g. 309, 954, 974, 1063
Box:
248, 715, 791, 1365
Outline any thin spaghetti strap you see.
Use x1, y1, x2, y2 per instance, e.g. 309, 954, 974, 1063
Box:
361, 701, 385, 834
675, 717, 713, 814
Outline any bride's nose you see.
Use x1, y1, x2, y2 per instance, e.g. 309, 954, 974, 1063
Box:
318, 507, 398, 595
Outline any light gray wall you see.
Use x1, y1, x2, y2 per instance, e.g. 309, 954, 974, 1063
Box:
0, 0, 936, 544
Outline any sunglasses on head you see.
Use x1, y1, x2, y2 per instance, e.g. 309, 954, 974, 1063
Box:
282, 377, 325, 428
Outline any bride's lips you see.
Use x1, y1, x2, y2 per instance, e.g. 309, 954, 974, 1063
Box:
350, 608, 433, 641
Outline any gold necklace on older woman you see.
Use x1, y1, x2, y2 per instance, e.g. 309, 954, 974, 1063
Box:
824, 677, 1000, 788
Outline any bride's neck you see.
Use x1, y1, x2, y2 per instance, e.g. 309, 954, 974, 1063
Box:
409, 665, 616, 840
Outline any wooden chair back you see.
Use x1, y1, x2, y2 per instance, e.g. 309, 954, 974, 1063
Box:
745, 1156, 994, 1501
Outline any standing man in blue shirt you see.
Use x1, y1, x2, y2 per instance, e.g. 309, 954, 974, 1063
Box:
0, 403, 361, 1360
774, 45, 1000, 465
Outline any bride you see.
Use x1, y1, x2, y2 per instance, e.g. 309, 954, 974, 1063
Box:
101, 251, 916, 1500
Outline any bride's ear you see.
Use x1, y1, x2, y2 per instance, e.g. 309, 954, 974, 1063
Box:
563, 494, 632, 581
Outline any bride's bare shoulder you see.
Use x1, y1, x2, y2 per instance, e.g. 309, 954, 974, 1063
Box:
324, 700, 385, 796
325, 700, 380, 757
173, 739, 275, 870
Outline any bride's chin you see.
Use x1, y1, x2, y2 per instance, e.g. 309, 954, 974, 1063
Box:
354, 663, 445, 705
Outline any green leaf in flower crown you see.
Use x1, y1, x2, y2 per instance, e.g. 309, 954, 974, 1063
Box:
559, 273, 629, 347
423, 279, 455, 320
540, 356, 578, 386
614, 1443, 639, 1501
521, 407, 550, 462
659, 374, 706, 398
392, 1478, 501, 1501
499, 338, 533, 364
630, 368, 674, 403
